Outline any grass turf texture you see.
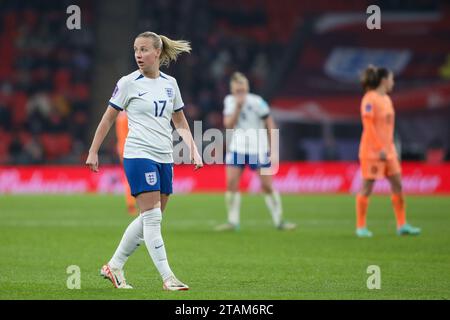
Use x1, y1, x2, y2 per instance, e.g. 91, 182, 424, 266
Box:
0, 194, 449, 300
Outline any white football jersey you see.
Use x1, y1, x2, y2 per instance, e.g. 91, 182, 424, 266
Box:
109, 70, 183, 163
223, 93, 270, 155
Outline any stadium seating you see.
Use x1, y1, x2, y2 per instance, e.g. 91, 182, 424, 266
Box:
0, 0, 94, 164
1, 0, 449, 164
269, 1, 450, 160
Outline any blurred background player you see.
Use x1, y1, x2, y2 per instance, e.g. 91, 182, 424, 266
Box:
356, 65, 421, 238
115, 111, 137, 215
215, 72, 296, 231
86, 31, 203, 290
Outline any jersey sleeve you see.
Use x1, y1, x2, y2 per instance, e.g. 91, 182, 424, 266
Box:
172, 78, 184, 112
360, 95, 384, 151
223, 96, 235, 116
361, 96, 375, 119
257, 96, 270, 119
109, 77, 129, 111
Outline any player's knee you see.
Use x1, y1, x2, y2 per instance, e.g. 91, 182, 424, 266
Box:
361, 190, 371, 197
392, 183, 402, 194
139, 203, 161, 214
361, 186, 373, 197
139, 204, 158, 212
261, 183, 273, 194
227, 180, 239, 192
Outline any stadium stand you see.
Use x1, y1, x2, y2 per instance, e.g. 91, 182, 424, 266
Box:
0, 0, 94, 164
0, 0, 449, 164
269, 0, 450, 160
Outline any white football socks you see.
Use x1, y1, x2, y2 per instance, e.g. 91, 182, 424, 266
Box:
142, 208, 173, 281
225, 191, 241, 226
264, 191, 282, 227
109, 214, 143, 270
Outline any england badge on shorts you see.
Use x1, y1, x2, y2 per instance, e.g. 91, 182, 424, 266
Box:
145, 172, 157, 186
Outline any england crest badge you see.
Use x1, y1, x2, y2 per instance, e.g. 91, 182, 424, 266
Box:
165, 87, 173, 98
145, 172, 157, 186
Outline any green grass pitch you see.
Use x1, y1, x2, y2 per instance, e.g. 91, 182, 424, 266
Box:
0, 193, 449, 299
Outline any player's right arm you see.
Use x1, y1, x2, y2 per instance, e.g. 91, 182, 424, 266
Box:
361, 96, 386, 160
86, 106, 120, 172
87, 77, 129, 172
223, 94, 245, 129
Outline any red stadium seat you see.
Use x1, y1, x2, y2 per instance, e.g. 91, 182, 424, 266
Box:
40, 133, 73, 160
0, 130, 12, 163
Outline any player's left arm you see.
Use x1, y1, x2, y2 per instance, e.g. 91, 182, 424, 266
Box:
172, 110, 203, 170
259, 97, 278, 165
264, 115, 279, 166
171, 77, 203, 170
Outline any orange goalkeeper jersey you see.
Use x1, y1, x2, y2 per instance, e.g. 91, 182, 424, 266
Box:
115, 111, 128, 159
358, 90, 398, 160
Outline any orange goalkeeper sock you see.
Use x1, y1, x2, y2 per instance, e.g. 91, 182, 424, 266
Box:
356, 194, 369, 229
391, 193, 406, 228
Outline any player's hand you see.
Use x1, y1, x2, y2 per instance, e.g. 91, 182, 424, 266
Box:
86, 152, 99, 172
379, 150, 387, 161
269, 151, 279, 169
192, 152, 203, 171
234, 92, 246, 108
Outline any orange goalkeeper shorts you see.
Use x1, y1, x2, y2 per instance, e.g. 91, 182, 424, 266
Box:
360, 158, 401, 180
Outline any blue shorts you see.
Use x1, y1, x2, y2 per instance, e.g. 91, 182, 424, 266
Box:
123, 158, 173, 197
225, 152, 271, 171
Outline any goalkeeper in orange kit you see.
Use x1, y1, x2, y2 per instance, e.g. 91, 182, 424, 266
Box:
356, 65, 420, 237
115, 111, 137, 215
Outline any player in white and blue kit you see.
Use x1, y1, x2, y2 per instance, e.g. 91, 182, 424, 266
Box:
86, 32, 202, 291
215, 72, 296, 231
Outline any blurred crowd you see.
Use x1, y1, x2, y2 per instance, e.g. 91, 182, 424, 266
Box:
0, 0, 448, 164
0, 0, 275, 164
0, 0, 94, 164
138, 0, 275, 131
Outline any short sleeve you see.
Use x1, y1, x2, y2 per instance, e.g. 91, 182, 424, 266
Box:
257, 97, 270, 119
361, 95, 375, 119
223, 95, 235, 116
109, 77, 129, 111
172, 79, 184, 112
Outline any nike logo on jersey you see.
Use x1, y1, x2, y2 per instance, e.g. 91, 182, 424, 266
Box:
155, 244, 164, 249
138, 92, 148, 97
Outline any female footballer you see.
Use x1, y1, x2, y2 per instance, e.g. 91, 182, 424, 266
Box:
215, 72, 296, 231
356, 65, 420, 237
86, 32, 203, 290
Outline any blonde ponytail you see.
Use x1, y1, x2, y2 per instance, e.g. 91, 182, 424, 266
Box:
159, 35, 191, 67
136, 31, 191, 67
